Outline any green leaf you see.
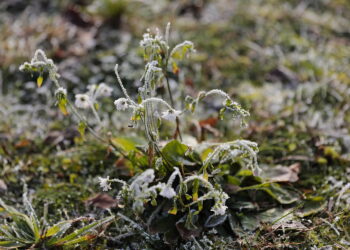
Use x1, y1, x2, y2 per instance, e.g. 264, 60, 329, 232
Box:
296, 196, 326, 217
238, 183, 300, 204
0, 241, 25, 248
58, 102, 68, 115
111, 137, 144, 152
37, 75, 43, 87
237, 208, 294, 231
171, 41, 194, 60
78, 121, 87, 139
56, 91, 68, 115
192, 179, 199, 201
230, 201, 257, 211
61, 234, 96, 246
236, 169, 254, 177
228, 213, 245, 237
161, 140, 191, 167
204, 214, 227, 228
227, 175, 241, 186
94, 102, 99, 111
258, 207, 294, 224
45, 221, 72, 238
51, 216, 114, 246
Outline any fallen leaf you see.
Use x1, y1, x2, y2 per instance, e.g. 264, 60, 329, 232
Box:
264, 163, 301, 183
86, 193, 117, 209
14, 139, 31, 148
272, 220, 308, 231
199, 117, 218, 127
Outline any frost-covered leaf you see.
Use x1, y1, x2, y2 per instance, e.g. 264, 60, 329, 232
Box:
204, 214, 227, 228
239, 183, 300, 204
45, 221, 72, 238
170, 41, 194, 60
296, 196, 326, 217
51, 216, 114, 246
78, 121, 87, 138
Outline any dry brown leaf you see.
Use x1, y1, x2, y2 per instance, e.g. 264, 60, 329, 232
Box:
266, 163, 301, 183
86, 193, 117, 209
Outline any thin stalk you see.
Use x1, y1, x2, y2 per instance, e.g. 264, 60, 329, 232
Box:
90, 102, 102, 124
164, 68, 182, 141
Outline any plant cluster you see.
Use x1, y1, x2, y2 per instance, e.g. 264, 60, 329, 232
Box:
13, 24, 264, 246
0, 190, 113, 248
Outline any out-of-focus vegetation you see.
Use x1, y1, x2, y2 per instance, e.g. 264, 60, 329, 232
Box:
1, 0, 349, 249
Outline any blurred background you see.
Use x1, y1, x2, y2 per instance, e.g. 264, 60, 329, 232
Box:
1, 0, 350, 145
0, 1, 350, 246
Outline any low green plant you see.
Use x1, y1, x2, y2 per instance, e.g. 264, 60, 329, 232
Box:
0, 192, 114, 249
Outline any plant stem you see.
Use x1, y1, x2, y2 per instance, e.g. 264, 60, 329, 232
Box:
164, 72, 182, 141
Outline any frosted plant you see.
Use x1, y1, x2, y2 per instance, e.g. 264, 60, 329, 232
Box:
185, 89, 250, 126
20, 24, 261, 240
202, 139, 260, 175
74, 83, 113, 123
0, 191, 114, 248
19, 50, 115, 146
182, 175, 229, 215
99, 169, 172, 213
100, 167, 229, 216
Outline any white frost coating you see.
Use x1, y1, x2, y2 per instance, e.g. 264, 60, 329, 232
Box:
141, 97, 174, 111
170, 41, 195, 58
202, 140, 260, 175
98, 176, 111, 191
114, 98, 130, 111
114, 64, 135, 103
159, 186, 176, 199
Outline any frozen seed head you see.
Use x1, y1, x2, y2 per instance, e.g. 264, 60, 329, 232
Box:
98, 176, 111, 191
114, 98, 130, 111
75, 94, 91, 109
161, 109, 181, 122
